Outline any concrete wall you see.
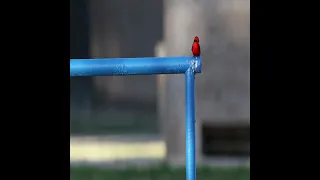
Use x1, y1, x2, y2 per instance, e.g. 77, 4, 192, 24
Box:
160, 0, 250, 164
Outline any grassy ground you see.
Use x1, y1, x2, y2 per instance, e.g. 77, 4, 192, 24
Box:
70, 165, 250, 180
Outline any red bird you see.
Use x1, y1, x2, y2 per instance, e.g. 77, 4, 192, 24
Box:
191, 36, 201, 57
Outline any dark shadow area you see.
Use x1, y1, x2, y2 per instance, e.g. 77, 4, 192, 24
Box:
70, 0, 92, 108
202, 121, 250, 157
70, 0, 92, 109
70, 0, 89, 59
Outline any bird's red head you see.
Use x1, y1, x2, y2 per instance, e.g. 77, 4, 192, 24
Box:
194, 36, 199, 42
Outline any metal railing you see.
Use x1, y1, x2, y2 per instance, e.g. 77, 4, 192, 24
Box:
70, 56, 202, 180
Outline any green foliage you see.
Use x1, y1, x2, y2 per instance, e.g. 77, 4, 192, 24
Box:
70, 165, 250, 180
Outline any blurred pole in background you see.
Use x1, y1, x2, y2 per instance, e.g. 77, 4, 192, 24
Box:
162, 0, 206, 165
89, 0, 119, 102
155, 41, 167, 138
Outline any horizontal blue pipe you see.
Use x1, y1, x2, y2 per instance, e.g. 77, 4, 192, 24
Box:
70, 56, 201, 76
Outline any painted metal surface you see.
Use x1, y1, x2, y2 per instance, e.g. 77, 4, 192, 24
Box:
70, 56, 202, 180
70, 56, 201, 76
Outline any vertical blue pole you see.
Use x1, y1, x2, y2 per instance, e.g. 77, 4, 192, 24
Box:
185, 68, 196, 180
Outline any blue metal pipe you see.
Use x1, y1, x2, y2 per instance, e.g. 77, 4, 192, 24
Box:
70, 56, 201, 76
70, 55, 202, 180
185, 68, 196, 180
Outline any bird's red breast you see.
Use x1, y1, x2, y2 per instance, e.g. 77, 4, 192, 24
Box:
192, 42, 200, 56
192, 36, 200, 56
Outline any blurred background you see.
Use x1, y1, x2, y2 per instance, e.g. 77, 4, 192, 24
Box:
70, 0, 250, 179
